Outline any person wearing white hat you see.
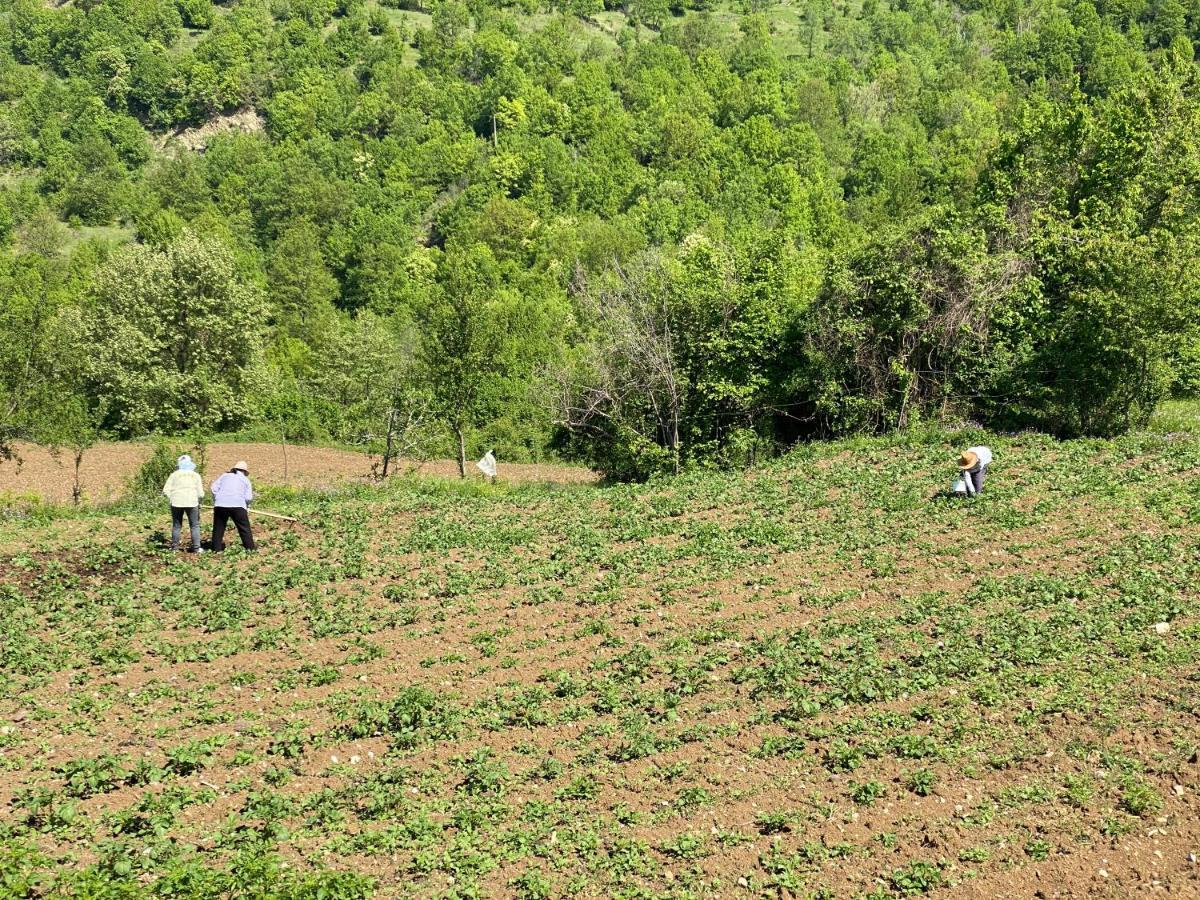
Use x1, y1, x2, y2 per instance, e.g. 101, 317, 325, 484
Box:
210, 461, 256, 552
162, 454, 204, 552
956, 446, 992, 496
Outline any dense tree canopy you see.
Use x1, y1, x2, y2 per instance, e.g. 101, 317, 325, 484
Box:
0, 0, 1197, 475
84, 230, 268, 435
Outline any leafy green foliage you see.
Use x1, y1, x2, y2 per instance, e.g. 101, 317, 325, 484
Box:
0, 0, 1196, 469
129, 440, 185, 499
336, 686, 462, 749
83, 231, 268, 435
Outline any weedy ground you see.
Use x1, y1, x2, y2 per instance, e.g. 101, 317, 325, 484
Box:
1, 432, 1198, 898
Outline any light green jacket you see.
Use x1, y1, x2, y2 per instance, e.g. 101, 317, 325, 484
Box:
163, 470, 204, 508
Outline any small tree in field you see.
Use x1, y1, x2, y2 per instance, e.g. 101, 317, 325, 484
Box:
44, 399, 99, 507
3, 297, 103, 504
419, 245, 506, 478
302, 311, 427, 459
373, 383, 432, 479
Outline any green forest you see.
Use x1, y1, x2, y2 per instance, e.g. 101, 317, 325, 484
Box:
1, 0, 1198, 478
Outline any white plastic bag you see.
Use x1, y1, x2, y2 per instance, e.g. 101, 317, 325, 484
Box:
952, 477, 968, 495
476, 451, 497, 478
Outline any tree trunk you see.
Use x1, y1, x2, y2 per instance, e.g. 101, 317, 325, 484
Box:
455, 424, 466, 478
382, 406, 397, 479
72, 448, 84, 507
280, 421, 289, 481
670, 413, 680, 475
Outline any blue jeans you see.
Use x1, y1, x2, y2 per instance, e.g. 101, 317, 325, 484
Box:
171, 506, 201, 550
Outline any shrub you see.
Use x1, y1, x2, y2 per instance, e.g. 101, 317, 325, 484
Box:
129, 440, 181, 500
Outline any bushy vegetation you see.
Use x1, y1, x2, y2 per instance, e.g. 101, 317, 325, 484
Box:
1, 0, 1199, 477
0, 432, 1197, 893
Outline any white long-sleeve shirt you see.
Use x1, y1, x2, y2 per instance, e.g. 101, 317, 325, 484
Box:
163, 470, 204, 507
966, 446, 992, 471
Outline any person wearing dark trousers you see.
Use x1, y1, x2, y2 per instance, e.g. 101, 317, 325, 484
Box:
162, 454, 204, 552
956, 446, 992, 496
210, 460, 257, 552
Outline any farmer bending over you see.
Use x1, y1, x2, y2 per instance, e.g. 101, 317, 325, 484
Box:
162, 454, 204, 552
211, 461, 256, 552
956, 446, 992, 496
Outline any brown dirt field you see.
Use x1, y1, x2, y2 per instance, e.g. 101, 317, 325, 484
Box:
2, 437, 1199, 896
0, 441, 596, 505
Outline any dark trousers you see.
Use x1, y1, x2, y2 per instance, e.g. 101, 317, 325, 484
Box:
968, 465, 988, 494
212, 506, 255, 552
170, 506, 201, 550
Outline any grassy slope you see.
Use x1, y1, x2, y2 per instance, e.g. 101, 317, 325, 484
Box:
1, 431, 1198, 895
1148, 398, 1200, 436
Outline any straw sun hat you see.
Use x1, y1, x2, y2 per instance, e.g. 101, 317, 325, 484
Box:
957, 450, 979, 471
232, 461, 250, 473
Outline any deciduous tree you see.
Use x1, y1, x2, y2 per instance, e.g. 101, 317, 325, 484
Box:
84, 231, 269, 435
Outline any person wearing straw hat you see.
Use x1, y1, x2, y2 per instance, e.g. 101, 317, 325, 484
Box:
162, 454, 204, 552
210, 461, 256, 552
956, 445, 992, 496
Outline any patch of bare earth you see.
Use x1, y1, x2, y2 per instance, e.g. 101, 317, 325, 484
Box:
0, 440, 596, 505
155, 108, 266, 154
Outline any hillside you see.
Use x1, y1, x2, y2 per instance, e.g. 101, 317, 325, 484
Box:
2, 0, 1199, 477
1, 432, 1198, 895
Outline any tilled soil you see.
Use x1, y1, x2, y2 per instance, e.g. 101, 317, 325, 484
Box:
0, 434, 1198, 897
0, 441, 596, 505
